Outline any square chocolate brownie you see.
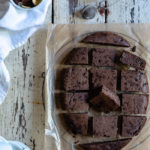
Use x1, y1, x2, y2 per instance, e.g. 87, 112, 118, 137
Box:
122, 94, 148, 114
122, 116, 147, 137
65, 47, 89, 65
62, 92, 89, 111
121, 70, 149, 93
80, 139, 131, 150
92, 48, 117, 67
90, 85, 120, 112
91, 68, 117, 91
93, 116, 118, 137
63, 68, 89, 91
64, 113, 88, 135
120, 51, 146, 70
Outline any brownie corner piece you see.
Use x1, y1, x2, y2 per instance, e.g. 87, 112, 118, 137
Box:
65, 47, 89, 65
63, 67, 89, 91
92, 48, 118, 67
120, 51, 146, 70
122, 94, 148, 114
64, 113, 88, 135
62, 92, 89, 111
121, 70, 149, 93
91, 68, 117, 91
79, 139, 131, 150
93, 116, 118, 137
90, 85, 120, 112
122, 116, 147, 137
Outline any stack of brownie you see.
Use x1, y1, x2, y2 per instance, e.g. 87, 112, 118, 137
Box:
57, 32, 149, 150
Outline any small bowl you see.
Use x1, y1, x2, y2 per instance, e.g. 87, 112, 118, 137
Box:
10, 0, 42, 10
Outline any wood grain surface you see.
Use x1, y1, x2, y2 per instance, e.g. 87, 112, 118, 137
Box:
0, 0, 150, 150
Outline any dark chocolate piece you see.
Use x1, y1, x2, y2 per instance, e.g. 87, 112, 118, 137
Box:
65, 47, 89, 65
91, 68, 117, 91
122, 116, 147, 137
122, 94, 148, 114
62, 92, 89, 111
92, 48, 118, 67
64, 113, 88, 135
82, 32, 130, 47
121, 70, 149, 93
120, 51, 146, 70
80, 139, 131, 150
63, 68, 89, 91
93, 116, 118, 137
90, 85, 120, 112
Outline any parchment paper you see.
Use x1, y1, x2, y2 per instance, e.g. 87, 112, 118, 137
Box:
45, 24, 150, 150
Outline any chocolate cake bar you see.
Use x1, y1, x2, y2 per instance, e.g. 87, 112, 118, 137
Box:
92, 48, 118, 67
80, 139, 131, 150
91, 68, 117, 91
63, 68, 89, 91
64, 113, 88, 135
122, 116, 147, 137
82, 32, 130, 47
90, 85, 120, 112
122, 94, 148, 114
93, 116, 118, 137
121, 70, 149, 93
120, 51, 146, 70
65, 47, 89, 65
62, 92, 89, 111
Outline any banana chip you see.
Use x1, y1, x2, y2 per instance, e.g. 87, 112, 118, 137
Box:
22, 5, 31, 8
32, 0, 41, 5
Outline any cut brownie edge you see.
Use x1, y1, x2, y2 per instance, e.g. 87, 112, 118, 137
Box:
122, 94, 148, 114
122, 116, 147, 138
65, 47, 89, 65
82, 32, 130, 47
62, 92, 89, 111
90, 85, 120, 112
93, 116, 118, 137
63, 113, 88, 135
120, 51, 146, 70
79, 138, 131, 150
62, 68, 89, 91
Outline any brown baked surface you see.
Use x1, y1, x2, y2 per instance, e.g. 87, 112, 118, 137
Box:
120, 51, 146, 70
92, 48, 118, 67
93, 116, 118, 137
121, 70, 149, 93
62, 68, 89, 91
57, 32, 149, 150
62, 92, 89, 111
122, 94, 148, 114
65, 47, 89, 65
80, 139, 131, 150
64, 113, 88, 135
90, 85, 120, 112
122, 116, 147, 137
91, 68, 117, 91
82, 32, 130, 47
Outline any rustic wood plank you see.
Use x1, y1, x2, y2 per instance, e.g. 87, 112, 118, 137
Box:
107, 0, 150, 23
53, 0, 150, 23
53, 0, 105, 24
0, 28, 47, 150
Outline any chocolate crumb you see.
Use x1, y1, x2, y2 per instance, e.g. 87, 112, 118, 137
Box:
132, 46, 136, 52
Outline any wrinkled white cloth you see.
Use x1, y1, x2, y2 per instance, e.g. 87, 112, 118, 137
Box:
0, 136, 30, 150
0, 0, 51, 104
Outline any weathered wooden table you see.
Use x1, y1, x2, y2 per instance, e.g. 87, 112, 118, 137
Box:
0, 0, 150, 150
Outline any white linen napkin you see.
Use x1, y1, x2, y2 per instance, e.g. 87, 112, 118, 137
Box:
0, 136, 30, 150
0, 0, 51, 104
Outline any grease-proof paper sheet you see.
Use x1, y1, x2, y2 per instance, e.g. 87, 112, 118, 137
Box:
45, 24, 150, 150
